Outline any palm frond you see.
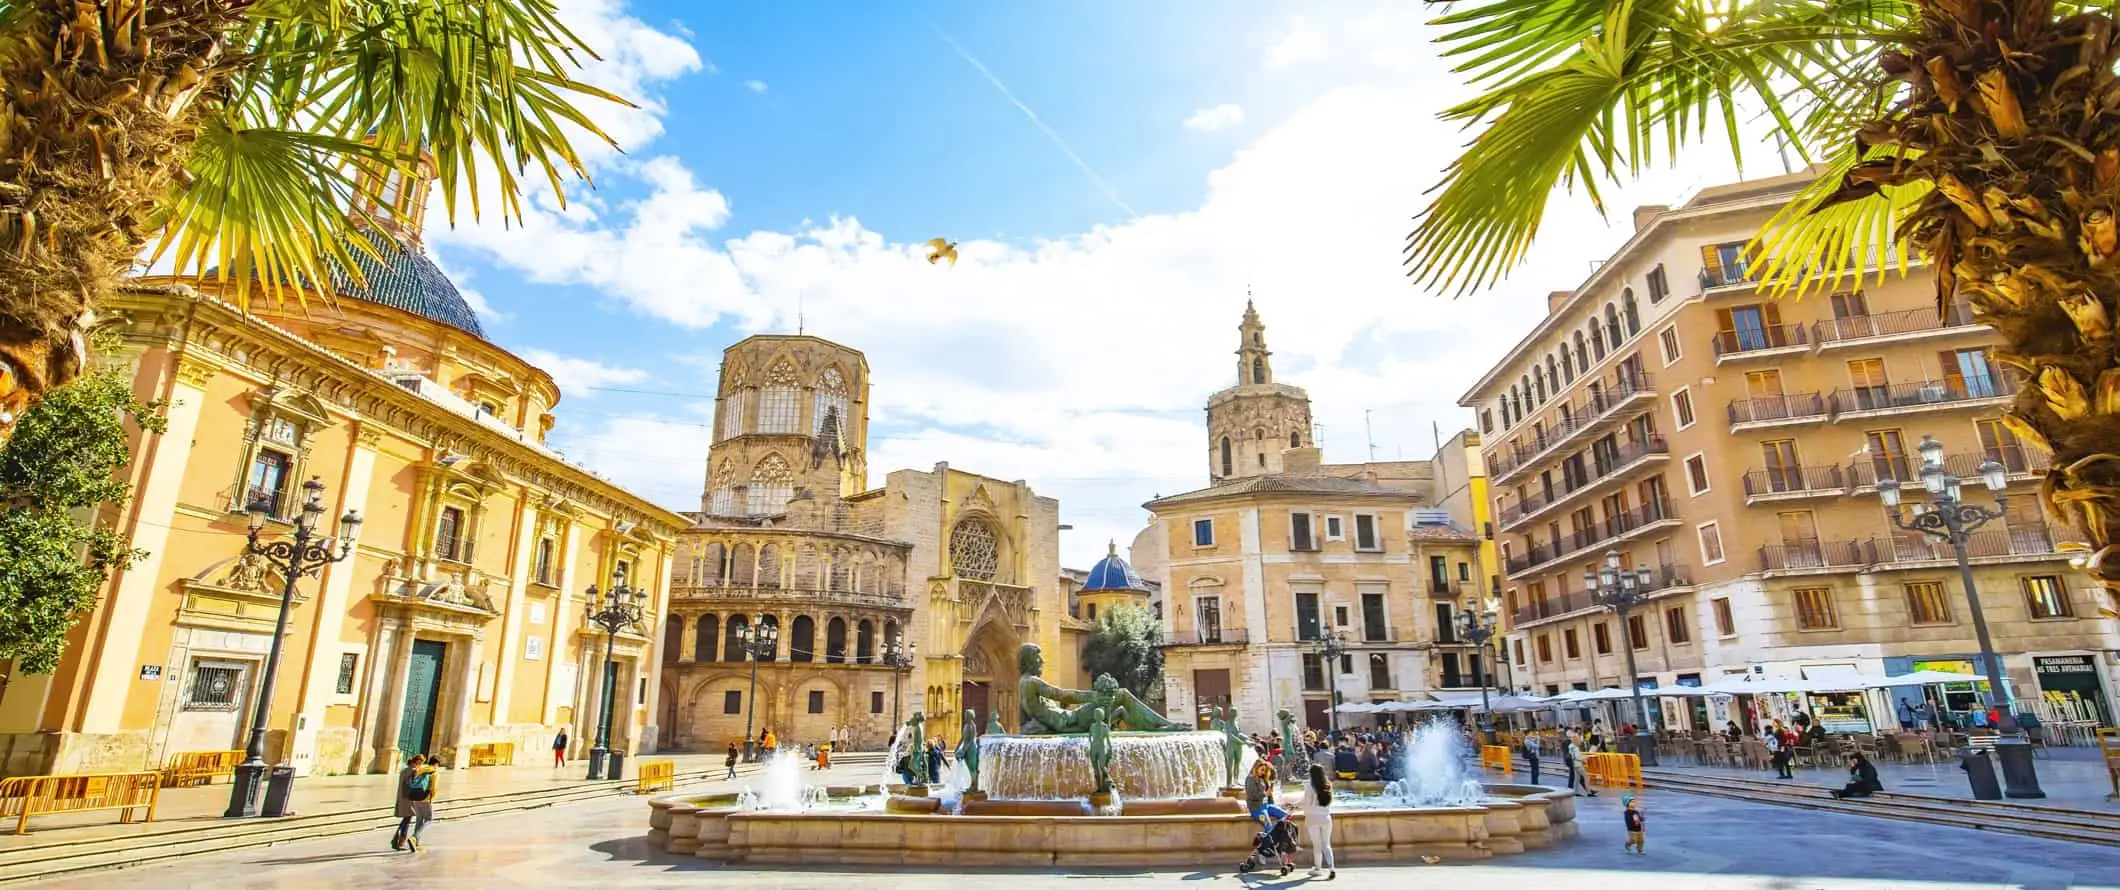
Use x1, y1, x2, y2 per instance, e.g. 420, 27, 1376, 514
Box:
1751, 147, 1931, 299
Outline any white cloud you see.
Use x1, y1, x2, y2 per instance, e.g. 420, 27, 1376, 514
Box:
1183, 103, 1246, 132
516, 348, 649, 399
1264, 17, 1330, 68
744, 79, 768, 93
432, 1, 1754, 566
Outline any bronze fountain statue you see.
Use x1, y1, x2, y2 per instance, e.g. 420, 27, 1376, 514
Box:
1015, 643, 1183, 734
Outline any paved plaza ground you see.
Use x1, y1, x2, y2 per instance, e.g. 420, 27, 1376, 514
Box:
1642, 744, 2120, 809
21, 769, 2120, 890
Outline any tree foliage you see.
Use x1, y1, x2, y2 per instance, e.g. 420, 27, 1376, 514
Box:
0, 366, 164, 673
1080, 603, 1165, 703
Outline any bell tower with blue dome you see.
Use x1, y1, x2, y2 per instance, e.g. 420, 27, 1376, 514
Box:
1077, 540, 1151, 622
1204, 299, 1314, 482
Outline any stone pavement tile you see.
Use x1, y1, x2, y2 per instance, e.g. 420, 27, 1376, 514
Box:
21, 772, 2120, 890
1652, 745, 2119, 810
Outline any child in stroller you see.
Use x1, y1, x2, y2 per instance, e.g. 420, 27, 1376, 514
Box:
1237, 804, 1299, 875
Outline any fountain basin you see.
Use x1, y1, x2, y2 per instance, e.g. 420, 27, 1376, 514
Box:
646, 784, 1577, 867
978, 731, 1226, 801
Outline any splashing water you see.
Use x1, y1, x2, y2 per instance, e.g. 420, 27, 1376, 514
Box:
977, 732, 1224, 801
1381, 720, 1486, 807
735, 752, 830, 811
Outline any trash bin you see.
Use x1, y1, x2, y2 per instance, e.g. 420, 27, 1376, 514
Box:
1960, 748, 2002, 800
260, 765, 298, 817
607, 750, 627, 781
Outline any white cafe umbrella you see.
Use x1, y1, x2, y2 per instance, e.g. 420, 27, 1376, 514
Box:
1867, 669, 1989, 688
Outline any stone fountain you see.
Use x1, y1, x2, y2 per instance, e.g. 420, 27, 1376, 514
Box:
647, 645, 1576, 866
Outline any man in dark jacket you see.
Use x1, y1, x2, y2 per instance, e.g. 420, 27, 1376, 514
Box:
1830, 754, 1883, 799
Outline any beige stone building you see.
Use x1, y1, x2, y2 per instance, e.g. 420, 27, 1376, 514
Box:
0, 159, 686, 777
1143, 306, 1486, 735
659, 335, 1086, 750
1460, 169, 2120, 732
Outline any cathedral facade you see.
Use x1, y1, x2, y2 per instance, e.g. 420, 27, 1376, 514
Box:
660, 335, 1086, 750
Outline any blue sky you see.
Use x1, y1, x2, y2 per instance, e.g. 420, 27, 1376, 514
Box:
418, 0, 1751, 567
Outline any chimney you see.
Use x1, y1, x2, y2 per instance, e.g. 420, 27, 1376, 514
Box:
1545, 290, 1572, 315
1632, 205, 1668, 232
1283, 446, 1323, 474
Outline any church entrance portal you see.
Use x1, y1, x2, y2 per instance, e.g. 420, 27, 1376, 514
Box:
961, 681, 990, 733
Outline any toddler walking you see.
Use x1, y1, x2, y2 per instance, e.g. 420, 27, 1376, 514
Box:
1621, 794, 1645, 854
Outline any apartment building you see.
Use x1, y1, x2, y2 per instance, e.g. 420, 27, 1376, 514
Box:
1144, 305, 1485, 735
1457, 170, 2120, 733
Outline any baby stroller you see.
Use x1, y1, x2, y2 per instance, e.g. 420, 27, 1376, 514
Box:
1236, 815, 1299, 875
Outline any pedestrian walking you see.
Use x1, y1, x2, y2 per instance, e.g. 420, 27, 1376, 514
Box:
1621, 794, 1645, 854
551, 728, 569, 768
725, 742, 739, 780
1564, 734, 1595, 797
1522, 733, 1543, 786
1302, 763, 1336, 880
391, 754, 438, 852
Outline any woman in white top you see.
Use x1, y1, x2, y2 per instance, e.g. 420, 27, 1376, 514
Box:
1302, 762, 1336, 880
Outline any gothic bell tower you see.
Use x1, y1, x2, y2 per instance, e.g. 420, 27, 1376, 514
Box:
1204, 299, 1314, 482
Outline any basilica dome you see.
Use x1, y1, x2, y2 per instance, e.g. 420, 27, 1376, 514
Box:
1080, 541, 1148, 592
325, 232, 485, 338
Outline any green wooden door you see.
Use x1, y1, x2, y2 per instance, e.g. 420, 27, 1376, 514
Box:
397, 640, 447, 758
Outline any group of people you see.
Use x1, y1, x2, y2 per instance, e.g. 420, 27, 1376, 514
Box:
892, 735, 952, 785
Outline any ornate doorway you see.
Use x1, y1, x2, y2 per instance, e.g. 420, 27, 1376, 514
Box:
961, 620, 1019, 735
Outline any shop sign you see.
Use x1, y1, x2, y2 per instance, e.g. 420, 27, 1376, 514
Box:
2034, 656, 2096, 675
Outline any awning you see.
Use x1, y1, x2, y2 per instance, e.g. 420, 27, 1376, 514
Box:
1868, 669, 1988, 688
1800, 666, 1868, 691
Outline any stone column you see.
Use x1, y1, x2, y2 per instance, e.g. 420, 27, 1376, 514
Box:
290, 427, 380, 776
361, 619, 416, 772
490, 499, 540, 724
541, 522, 583, 723
443, 635, 484, 768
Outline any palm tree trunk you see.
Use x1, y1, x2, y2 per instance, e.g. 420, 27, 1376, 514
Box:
0, 0, 242, 442
1860, 0, 2120, 616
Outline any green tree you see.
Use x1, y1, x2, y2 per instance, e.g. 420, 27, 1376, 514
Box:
0, 0, 627, 444
0, 365, 164, 673
1081, 604, 1165, 704
1403, 0, 2120, 616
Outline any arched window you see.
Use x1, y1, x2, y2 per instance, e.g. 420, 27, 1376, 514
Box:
1521, 374, 1534, 405
708, 460, 737, 517
813, 367, 850, 437
884, 620, 900, 649
1604, 304, 1623, 349
790, 615, 815, 662
1560, 348, 1574, 381
757, 615, 779, 662
1573, 332, 1589, 371
1252, 332, 1262, 346
950, 518, 1001, 581
758, 358, 801, 433
1252, 357, 1265, 384
1622, 288, 1641, 335
1533, 373, 1545, 403
826, 617, 848, 663
1219, 437, 1232, 476
662, 616, 683, 664
746, 454, 794, 517
856, 619, 875, 663
1289, 431, 1300, 448
700, 542, 726, 586
1545, 356, 1559, 394
730, 543, 755, 586
757, 543, 781, 588
828, 549, 849, 591
1589, 318, 1607, 359
696, 615, 718, 662
722, 614, 747, 663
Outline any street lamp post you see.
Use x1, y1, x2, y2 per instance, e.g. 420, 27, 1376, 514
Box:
582, 565, 645, 781
883, 637, 918, 737
1317, 630, 1348, 738
1878, 434, 2044, 798
226, 478, 361, 818
1585, 550, 1658, 767
738, 616, 780, 761
1456, 598, 1501, 744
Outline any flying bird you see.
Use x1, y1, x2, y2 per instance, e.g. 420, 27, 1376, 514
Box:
926, 238, 959, 267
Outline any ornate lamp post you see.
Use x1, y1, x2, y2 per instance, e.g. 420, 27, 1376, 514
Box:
1317, 630, 1349, 738
1456, 598, 1501, 744
582, 565, 645, 780
1878, 434, 2043, 798
883, 636, 918, 740
1585, 550, 1658, 766
738, 615, 780, 761
226, 477, 361, 818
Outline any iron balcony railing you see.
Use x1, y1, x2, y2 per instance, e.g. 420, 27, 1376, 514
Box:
1496, 435, 1669, 527
1758, 539, 1875, 572
1741, 464, 1847, 498
1847, 446, 2047, 491
1504, 497, 1676, 576
1813, 303, 1979, 344
1726, 392, 1829, 427
1164, 626, 1250, 647
1699, 262, 1756, 289
1878, 526, 2066, 564
1506, 563, 1692, 626
1488, 371, 1656, 481
1830, 375, 2020, 413
1711, 322, 1809, 358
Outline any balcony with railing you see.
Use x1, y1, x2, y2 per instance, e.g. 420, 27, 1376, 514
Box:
1699, 261, 1757, 291
1496, 435, 1671, 530
1873, 525, 2074, 567
1815, 303, 1983, 349
1848, 445, 2047, 495
1504, 498, 1679, 578
1489, 371, 1657, 485
1429, 577, 1472, 599
1758, 539, 1875, 575
1508, 563, 1694, 627
1163, 625, 1250, 647
1742, 465, 1848, 505
1829, 375, 2019, 418
1712, 323, 1810, 363
1726, 392, 1831, 431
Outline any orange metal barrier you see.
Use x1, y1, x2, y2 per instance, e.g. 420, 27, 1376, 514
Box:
1479, 744, 1514, 776
159, 750, 243, 787
469, 742, 517, 767
0, 772, 161, 835
636, 759, 676, 795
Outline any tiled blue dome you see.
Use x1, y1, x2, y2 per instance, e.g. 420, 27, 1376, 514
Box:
1081, 541, 1146, 592
325, 233, 486, 338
